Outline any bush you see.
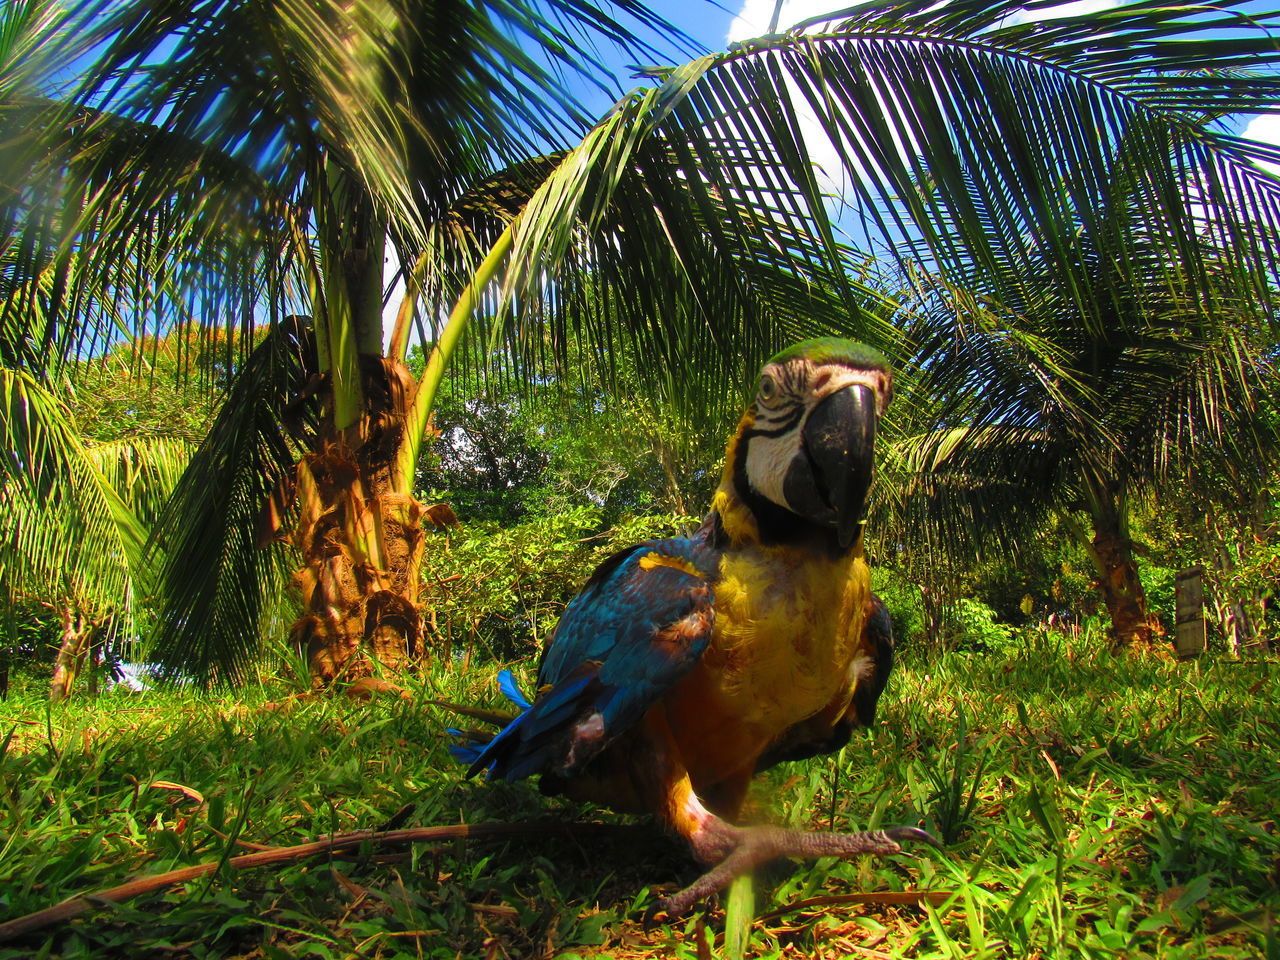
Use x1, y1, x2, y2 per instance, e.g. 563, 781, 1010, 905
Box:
948, 596, 1017, 652
420, 508, 694, 661
872, 567, 928, 647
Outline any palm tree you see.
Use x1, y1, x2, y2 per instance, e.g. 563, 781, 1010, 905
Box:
7, 0, 870, 685
0, 373, 191, 698
8, 0, 1280, 681
878, 200, 1278, 649
1, 4, 197, 696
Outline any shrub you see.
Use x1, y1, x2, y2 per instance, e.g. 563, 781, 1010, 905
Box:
420, 508, 693, 661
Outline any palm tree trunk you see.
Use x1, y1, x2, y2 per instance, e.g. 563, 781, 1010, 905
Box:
1088, 525, 1154, 650
290, 357, 427, 687
289, 182, 498, 688
1079, 478, 1165, 655
288, 180, 433, 689
49, 605, 94, 702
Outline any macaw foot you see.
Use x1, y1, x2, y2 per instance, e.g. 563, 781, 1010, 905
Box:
654, 824, 939, 920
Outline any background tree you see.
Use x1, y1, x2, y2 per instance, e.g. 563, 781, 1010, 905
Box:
8, 0, 1280, 684
414, 341, 728, 525
880, 213, 1278, 651
0, 400, 190, 700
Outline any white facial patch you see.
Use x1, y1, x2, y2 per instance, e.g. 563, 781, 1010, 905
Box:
818, 368, 891, 416
744, 425, 804, 511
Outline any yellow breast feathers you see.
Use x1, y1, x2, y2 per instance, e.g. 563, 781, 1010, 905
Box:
703, 539, 871, 737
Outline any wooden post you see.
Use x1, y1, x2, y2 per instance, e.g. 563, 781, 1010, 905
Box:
1174, 567, 1207, 659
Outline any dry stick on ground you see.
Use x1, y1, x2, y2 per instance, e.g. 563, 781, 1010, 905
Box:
0, 822, 628, 943
754, 889, 955, 925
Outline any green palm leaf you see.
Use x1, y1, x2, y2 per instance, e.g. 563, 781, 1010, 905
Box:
409, 0, 1280, 432
145, 317, 319, 684
0, 371, 192, 650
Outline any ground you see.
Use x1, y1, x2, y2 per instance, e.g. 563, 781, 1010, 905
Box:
0, 629, 1276, 959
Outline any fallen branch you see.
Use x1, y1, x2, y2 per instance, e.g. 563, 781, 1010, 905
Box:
0, 821, 607, 943
755, 889, 956, 924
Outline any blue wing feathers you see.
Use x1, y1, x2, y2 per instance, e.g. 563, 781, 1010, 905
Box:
458, 534, 720, 784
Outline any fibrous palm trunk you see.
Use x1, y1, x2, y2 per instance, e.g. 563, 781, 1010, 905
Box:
289, 357, 428, 687
1083, 477, 1166, 655
49, 605, 95, 702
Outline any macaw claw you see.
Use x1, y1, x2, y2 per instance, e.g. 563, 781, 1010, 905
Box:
654, 824, 940, 920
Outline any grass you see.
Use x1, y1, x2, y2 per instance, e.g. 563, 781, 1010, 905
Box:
0, 632, 1277, 959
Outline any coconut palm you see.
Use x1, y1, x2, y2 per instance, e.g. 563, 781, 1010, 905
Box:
877, 194, 1279, 650
0, 375, 192, 698
7, 0, 1280, 681
6, 0, 873, 686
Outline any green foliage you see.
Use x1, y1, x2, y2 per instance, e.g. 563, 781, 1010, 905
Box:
65, 326, 227, 446
871, 566, 928, 647
0, 369, 192, 666
905, 703, 991, 845
874, 565, 1023, 652
955, 523, 1099, 627
0, 598, 60, 683
2, 636, 1277, 958
947, 598, 1017, 652
413, 344, 730, 527
420, 508, 694, 661
1139, 474, 1280, 649
1139, 561, 1179, 634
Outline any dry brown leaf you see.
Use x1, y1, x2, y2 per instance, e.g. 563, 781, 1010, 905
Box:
148, 781, 204, 804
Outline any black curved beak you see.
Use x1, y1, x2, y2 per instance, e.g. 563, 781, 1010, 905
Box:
801, 384, 877, 549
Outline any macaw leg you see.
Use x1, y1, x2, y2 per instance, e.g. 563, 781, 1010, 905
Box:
640, 713, 937, 919
660, 807, 936, 918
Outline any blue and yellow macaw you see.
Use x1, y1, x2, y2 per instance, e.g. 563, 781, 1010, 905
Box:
457, 338, 932, 915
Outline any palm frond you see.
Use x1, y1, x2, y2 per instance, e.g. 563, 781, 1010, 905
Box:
0, 372, 190, 650
406, 67, 898, 427
146, 317, 318, 685
8, 0, 697, 378
873, 415, 1078, 564
398, 0, 1280, 441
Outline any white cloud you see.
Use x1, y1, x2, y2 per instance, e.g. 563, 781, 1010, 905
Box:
1242, 114, 1280, 177
724, 0, 1274, 245
723, 0, 1146, 212
728, 0, 850, 43
725, 0, 871, 204
1006, 0, 1118, 25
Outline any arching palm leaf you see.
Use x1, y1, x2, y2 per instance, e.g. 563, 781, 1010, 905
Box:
0, 370, 192, 643
146, 317, 318, 683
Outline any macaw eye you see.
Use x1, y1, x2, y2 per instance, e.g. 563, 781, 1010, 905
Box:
758, 374, 779, 403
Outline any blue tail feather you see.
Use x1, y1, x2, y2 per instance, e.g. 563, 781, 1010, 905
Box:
497, 669, 532, 710
459, 670, 603, 781
445, 672, 536, 773
446, 727, 488, 765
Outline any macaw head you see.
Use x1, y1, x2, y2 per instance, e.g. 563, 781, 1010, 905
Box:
730, 338, 892, 549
